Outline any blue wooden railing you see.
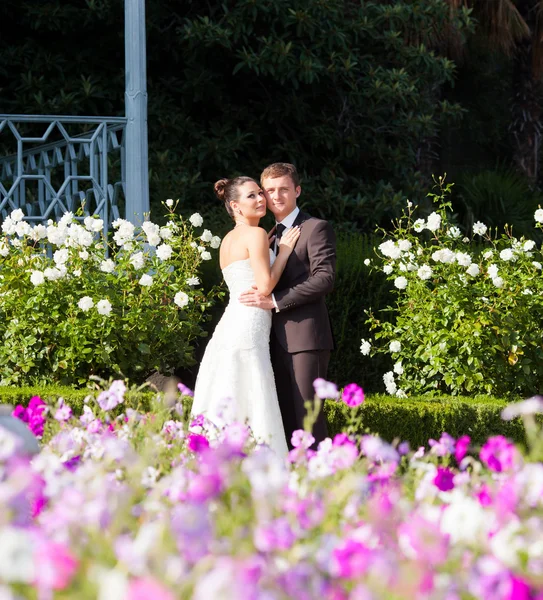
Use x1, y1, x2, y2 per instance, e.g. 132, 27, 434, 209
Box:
0, 115, 127, 238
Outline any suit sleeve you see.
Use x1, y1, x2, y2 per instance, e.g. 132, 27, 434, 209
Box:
273, 220, 336, 311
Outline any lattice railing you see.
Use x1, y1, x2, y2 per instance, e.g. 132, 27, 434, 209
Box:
0, 115, 127, 237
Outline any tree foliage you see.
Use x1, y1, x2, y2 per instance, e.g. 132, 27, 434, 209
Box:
0, 0, 472, 230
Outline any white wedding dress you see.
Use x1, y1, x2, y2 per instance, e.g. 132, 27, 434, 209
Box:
191, 250, 288, 456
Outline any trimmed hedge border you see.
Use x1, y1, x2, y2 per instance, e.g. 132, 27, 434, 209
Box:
0, 386, 534, 448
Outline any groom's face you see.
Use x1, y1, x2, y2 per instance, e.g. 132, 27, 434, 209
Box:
262, 175, 300, 221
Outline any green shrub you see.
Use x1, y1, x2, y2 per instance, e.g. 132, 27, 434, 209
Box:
327, 233, 392, 392
1, 385, 531, 449
0, 207, 222, 386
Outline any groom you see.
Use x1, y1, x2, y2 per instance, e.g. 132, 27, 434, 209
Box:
239, 162, 336, 448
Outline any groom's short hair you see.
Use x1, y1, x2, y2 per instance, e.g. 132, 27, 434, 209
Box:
261, 163, 300, 188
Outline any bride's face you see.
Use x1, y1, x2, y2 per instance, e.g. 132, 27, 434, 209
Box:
231, 182, 267, 219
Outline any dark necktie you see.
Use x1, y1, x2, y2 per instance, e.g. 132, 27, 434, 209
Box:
275, 223, 286, 254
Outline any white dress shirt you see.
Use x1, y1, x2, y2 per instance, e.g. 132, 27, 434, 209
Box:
272, 206, 300, 310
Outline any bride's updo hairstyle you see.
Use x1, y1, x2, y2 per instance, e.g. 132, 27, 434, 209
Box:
214, 176, 256, 220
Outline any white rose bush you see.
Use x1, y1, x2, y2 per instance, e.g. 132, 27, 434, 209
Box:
2, 380, 543, 598
0, 205, 221, 385
366, 177, 543, 397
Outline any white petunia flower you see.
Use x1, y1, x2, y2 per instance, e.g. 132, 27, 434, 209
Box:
189, 213, 204, 227
96, 299, 112, 316
413, 219, 425, 233
534, 208, 543, 223
200, 229, 213, 243
166, 199, 174, 208
30, 271, 45, 286
210, 235, 221, 249
492, 276, 504, 288
100, 259, 115, 273
447, 226, 462, 239
467, 264, 480, 277
472, 222, 487, 236
156, 244, 173, 261
360, 339, 371, 356
201, 251, 212, 261
174, 291, 189, 308
394, 276, 408, 290
425, 212, 441, 232
417, 265, 433, 280
499, 248, 514, 262
78, 296, 94, 311
383, 264, 393, 274
389, 341, 401, 353
139, 274, 153, 287
186, 276, 200, 286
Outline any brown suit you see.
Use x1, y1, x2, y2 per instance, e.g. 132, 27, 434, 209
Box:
271, 210, 336, 448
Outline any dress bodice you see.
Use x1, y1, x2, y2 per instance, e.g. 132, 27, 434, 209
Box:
221, 249, 275, 302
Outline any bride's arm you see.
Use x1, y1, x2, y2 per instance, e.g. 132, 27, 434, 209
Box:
247, 226, 300, 296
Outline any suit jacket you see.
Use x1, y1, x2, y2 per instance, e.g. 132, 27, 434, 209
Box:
272, 210, 336, 353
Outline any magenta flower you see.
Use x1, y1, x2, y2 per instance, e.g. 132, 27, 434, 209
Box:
187, 472, 223, 502
398, 515, 450, 567
455, 435, 470, 463
187, 433, 210, 453
342, 383, 365, 407
177, 382, 194, 397
254, 517, 296, 552
34, 538, 78, 590
12, 396, 46, 437
433, 467, 455, 491
331, 539, 372, 579
480, 435, 518, 472
291, 429, 315, 450
127, 577, 176, 600
477, 484, 493, 507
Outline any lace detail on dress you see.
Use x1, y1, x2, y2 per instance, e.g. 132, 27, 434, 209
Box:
191, 250, 287, 456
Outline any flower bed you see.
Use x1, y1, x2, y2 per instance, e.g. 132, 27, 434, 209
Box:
1, 380, 543, 598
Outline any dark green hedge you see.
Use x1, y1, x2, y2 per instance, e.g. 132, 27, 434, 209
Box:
1, 386, 532, 448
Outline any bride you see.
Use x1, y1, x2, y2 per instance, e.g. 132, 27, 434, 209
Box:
191, 176, 300, 456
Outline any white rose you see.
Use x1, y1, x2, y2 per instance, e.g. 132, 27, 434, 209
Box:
389, 341, 401, 353
78, 296, 94, 312
159, 226, 173, 240
360, 339, 371, 356
210, 236, 221, 249
30, 271, 45, 286
174, 291, 189, 308
200, 229, 213, 243
100, 259, 115, 273
186, 276, 200, 286
156, 244, 173, 261
1, 217, 16, 235
483, 250, 493, 260
30, 224, 48, 241
73, 269, 82, 277
58, 212, 74, 227
398, 239, 412, 252
79, 250, 89, 260
379, 240, 401, 259
10, 208, 25, 223
455, 252, 472, 267
472, 222, 487, 236
413, 219, 425, 233
201, 251, 212, 261
383, 265, 393, 274
15, 221, 31, 237
364, 258, 371, 266
0, 242, 9, 257
467, 264, 480, 277
534, 208, 543, 223
96, 299, 112, 316
84, 216, 104, 232
139, 274, 153, 287
394, 276, 408, 290
447, 226, 461, 239
487, 263, 499, 278
533, 261, 542, 270
189, 213, 204, 227
499, 248, 514, 262
417, 265, 433, 280
393, 361, 404, 375
523, 240, 536, 252
425, 212, 441, 232
166, 199, 174, 208
130, 252, 145, 269
53, 249, 69, 266
492, 276, 504, 288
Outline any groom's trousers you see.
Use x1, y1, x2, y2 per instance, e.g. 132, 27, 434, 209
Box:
270, 330, 329, 450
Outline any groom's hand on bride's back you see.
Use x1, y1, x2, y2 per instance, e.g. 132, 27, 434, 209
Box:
239, 285, 274, 310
